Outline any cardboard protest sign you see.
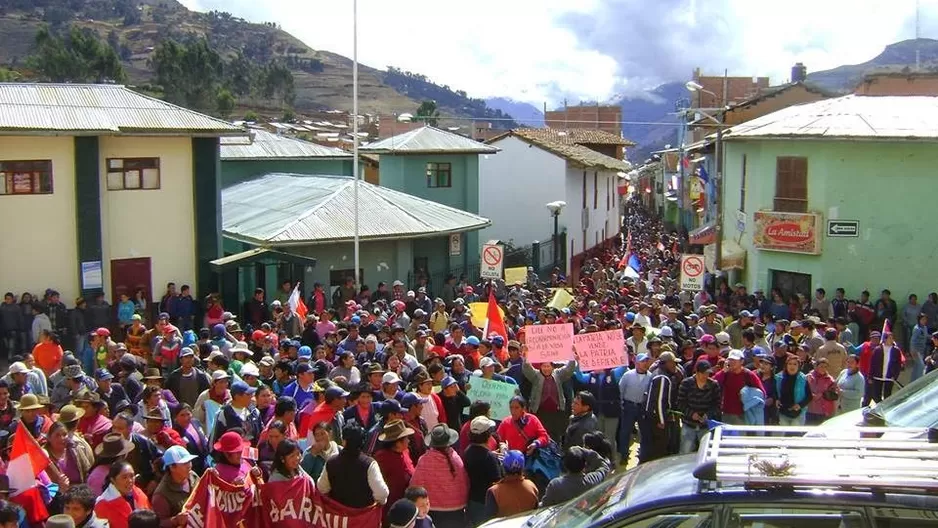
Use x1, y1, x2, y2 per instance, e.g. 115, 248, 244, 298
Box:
574, 329, 628, 371
525, 323, 574, 363
504, 266, 527, 285
547, 288, 575, 310
466, 376, 517, 419
260, 475, 382, 528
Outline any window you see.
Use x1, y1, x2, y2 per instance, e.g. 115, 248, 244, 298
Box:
774, 156, 808, 212
582, 171, 587, 208
739, 153, 747, 213
606, 175, 610, 211
106, 158, 160, 191
0, 160, 53, 195
425, 162, 451, 188
593, 172, 598, 209
872, 507, 938, 527
727, 506, 865, 528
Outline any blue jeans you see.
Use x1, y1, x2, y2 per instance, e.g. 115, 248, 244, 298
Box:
619, 401, 652, 463
911, 352, 926, 382
680, 424, 708, 454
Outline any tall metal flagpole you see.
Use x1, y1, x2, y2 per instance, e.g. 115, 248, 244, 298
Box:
352, 0, 361, 290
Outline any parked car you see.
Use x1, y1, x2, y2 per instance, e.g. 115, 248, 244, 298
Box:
482, 425, 938, 528
820, 369, 938, 434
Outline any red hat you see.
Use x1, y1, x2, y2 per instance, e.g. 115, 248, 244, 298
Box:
213, 431, 246, 453
162, 325, 177, 334
94, 328, 110, 337
465, 286, 474, 293
251, 330, 265, 342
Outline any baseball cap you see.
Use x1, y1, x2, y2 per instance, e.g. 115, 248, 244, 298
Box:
625, 313, 636, 323
658, 351, 677, 363
240, 363, 260, 377
469, 415, 496, 434
382, 372, 401, 385
699, 334, 716, 345
325, 386, 350, 402
298, 346, 312, 359
380, 399, 403, 416
440, 376, 458, 389
8, 362, 28, 375
401, 393, 428, 409
695, 360, 713, 373
230, 380, 256, 396
178, 347, 195, 358
295, 363, 313, 375
739, 310, 753, 318
636, 353, 651, 362
658, 326, 673, 338
211, 371, 230, 382
162, 445, 198, 469
94, 327, 110, 337
466, 336, 480, 347
479, 357, 496, 369
727, 349, 745, 361
715, 332, 731, 345
259, 356, 276, 367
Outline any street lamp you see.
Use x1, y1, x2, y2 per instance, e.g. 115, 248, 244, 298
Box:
686, 74, 727, 274
546, 201, 566, 272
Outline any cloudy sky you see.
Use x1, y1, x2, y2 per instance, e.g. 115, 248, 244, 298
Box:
180, 0, 932, 105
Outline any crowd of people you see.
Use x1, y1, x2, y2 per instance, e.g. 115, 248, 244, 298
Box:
0, 196, 933, 528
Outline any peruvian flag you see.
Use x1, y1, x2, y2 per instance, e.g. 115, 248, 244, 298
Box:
882, 319, 891, 337
287, 283, 308, 320
483, 291, 508, 343
8, 423, 51, 524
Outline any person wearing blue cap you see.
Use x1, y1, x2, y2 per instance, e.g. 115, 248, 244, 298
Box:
151, 446, 199, 525
94, 367, 128, 416
210, 380, 262, 447
484, 450, 539, 520
365, 399, 405, 454
281, 363, 316, 413
401, 393, 429, 462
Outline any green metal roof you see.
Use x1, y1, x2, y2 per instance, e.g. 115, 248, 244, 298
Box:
361, 125, 499, 154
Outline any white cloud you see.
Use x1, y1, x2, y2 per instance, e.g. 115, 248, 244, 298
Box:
180, 0, 930, 105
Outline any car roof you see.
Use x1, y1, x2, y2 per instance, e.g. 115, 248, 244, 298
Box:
606, 454, 938, 521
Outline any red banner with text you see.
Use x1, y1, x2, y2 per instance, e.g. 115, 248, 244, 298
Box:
184, 470, 260, 528
260, 475, 382, 528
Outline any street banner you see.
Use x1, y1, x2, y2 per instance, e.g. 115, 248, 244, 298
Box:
260, 475, 382, 528
525, 323, 574, 363
184, 469, 259, 528
466, 377, 516, 419
504, 266, 527, 285
574, 330, 628, 371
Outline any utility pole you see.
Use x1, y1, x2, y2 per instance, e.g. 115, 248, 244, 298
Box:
714, 70, 727, 274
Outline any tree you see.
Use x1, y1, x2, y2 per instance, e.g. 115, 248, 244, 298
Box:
151, 38, 222, 110
215, 88, 235, 118
0, 68, 20, 82
244, 110, 259, 122
415, 100, 440, 126
28, 25, 127, 83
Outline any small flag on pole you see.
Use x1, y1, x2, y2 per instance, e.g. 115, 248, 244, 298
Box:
483, 291, 508, 343
8, 423, 51, 524
287, 283, 308, 320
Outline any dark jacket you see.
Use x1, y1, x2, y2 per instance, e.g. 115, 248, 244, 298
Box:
325, 452, 376, 508
69, 308, 88, 339
676, 376, 722, 428
44, 301, 69, 332
343, 404, 379, 431
0, 303, 22, 332
646, 364, 684, 426
540, 452, 610, 507
165, 368, 211, 407
211, 403, 263, 446
440, 391, 472, 431
86, 301, 112, 331
243, 299, 270, 329
563, 412, 598, 449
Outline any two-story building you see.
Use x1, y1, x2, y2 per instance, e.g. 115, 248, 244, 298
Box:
480, 128, 631, 276
0, 83, 243, 305
360, 126, 498, 283
720, 94, 938, 300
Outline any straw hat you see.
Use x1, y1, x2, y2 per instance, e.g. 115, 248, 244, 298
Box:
56, 405, 85, 424
15, 394, 44, 411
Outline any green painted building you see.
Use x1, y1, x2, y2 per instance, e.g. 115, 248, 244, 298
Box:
220, 173, 491, 308
220, 128, 353, 187
360, 126, 498, 279
721, 94, 938, 301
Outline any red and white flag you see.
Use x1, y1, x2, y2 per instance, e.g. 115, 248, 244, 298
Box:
287, 283, 308, 320
483, 291, 508, 343
8, 422, 51, 524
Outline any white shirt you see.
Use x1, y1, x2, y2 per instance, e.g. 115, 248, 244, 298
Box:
317, 459, 390, 504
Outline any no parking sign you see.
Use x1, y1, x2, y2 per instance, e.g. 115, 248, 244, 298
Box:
680, 255, 704, 291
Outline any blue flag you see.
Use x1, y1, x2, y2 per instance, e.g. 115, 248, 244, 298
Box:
697, 165, 709, 183
627, 254, 641, 272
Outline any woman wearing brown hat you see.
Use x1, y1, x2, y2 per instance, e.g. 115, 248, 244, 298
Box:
411, 424, 469, 527
13, 393, 52, 439
373, 419, 416, 516
87, 433, 135, 493
75, 392, 111, 450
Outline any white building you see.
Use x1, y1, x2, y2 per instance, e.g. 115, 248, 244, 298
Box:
479, 128, 631, 274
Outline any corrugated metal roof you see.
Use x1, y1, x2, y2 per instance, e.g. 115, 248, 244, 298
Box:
361, 125, 498, 154
222, 173, 491, 245
725, 94, 938, 140
491, 130, 631, 172
0, 83, 243, 135
492, 127, 635, 146
220, 128, 352, 160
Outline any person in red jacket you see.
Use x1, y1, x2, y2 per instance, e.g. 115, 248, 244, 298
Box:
373, 420, 416, 517
496, 396, 550, 455
712, 350, 765, 425
94, 460, 151, 528
298, 386, 348, 440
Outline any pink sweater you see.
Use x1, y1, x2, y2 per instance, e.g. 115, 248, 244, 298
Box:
410, 447, 469, 511
807, 371, 837, 417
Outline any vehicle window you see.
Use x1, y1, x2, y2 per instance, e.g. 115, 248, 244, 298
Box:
872, 506, 938, 527
873, 369, 938, 427
726, 507, 865, 528
531, 471, 636, 528
618, 510, 713, 528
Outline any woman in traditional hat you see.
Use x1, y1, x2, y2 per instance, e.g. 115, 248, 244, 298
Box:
94, 460, 151, 528
411, 423, 469, 527
211, 430, 263, 486
141, 370, 179, 413
45, 416, 93, 485
373, 419, 416, 515
87, 433, 135, 493
170, 403, 209, 475
13, 393, 52, 439
75, 392, 112, 450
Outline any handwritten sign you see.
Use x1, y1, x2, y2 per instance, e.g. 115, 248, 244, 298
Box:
504, 266, 527, 285
526, 323, 574, 363
574, 330, 628, 371
466, 376, 517, 419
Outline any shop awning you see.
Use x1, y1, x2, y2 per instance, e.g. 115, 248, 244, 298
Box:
209, 247, 318, 273
689, 223, 717, 245
704, 239, 747, 271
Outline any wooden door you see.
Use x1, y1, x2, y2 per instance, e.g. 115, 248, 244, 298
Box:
110, 257, 152, 304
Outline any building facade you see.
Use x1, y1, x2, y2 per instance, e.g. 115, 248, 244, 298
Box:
0, 84, 241, 304
220, 128, 354, 188
721, 94, 938, 300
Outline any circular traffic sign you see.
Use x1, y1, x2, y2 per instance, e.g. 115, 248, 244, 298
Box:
682, 256, 703, 277
483, 246, 502, 266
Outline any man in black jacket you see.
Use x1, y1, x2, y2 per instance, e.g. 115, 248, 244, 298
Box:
0, 293, 22, 360
85, 293, 113, 334
42, 290, 69, 342
211, 380, 262, 446
646, 352, 685, 460
563, 391, 598, 450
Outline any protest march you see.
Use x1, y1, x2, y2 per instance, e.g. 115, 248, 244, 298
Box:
0, 195, 928, 528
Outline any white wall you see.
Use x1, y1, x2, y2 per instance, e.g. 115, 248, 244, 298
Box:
0, 137, 80, 301
99, 137, 196, 302
479, 136, 566, 247
564, 167, 620, 259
